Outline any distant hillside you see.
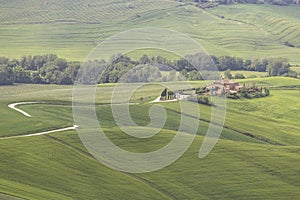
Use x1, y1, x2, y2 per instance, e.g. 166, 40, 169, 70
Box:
0, 0, 299, 64
179, 0, 300, 6
0, 0, 176, 24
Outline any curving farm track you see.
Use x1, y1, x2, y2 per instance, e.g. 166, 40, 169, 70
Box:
0, 102, 77, 140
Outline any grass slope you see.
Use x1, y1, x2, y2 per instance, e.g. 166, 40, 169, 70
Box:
0, 129, 299, 199
221, 70, 268, 78
0, 1, 299, 64
209, 4, 300, 64
0, 77, 299, 199
0, 134, 171, 200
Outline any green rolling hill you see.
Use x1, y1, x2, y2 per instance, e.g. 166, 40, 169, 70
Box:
0, 77, 300, 199
0, 1, 299, 64
0, 0, 300, 199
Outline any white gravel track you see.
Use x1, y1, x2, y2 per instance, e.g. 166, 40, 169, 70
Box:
1, 102, 77, 140
8, 102, 43, 117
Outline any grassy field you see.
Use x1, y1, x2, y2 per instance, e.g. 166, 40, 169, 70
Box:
1, 1, 300, 198
0, 76, 299, 199
161, 70, 268, 80
209, 4, 300, 64
0, 1, 299, 64
221, 70, 268, 78
210, 4, 300, 47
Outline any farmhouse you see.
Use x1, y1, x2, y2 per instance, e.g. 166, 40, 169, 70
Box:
206, 79, 243, 95
160, 78, 269, 103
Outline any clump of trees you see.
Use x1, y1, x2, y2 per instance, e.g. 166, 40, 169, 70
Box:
161, 88, 176, 100
239, 86, 270, 99
0, 53, 298, 85
0, 54, 81, 85
0, 64, 14, 85
212, 56, 291, 75
188, 95, 215, 106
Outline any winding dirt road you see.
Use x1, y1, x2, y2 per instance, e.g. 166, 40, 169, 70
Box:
8, 102, 43, 117
1, 102, 77, 140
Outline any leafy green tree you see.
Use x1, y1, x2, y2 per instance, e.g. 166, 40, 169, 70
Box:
108, 70, 119, 83
54, 58, 68, 71
267, 58, 290, 76
161, 88, 167, 98
44, 54, 58, 63
0, 57, 9, 65
180, 69, 188, 79
218, 56, 238, 71
7, 59, 19, 68
224, 69, 233, 79
235, 73, 245, 79
80, 60, 106, 84
251, 58, 267, 72
57, 72, 73, 85
64, 62, 80, 82
188, 70, 202, 80
0, 65, 15, 85
39, 64, 61, 84
31, 71, 43, 84
13, 66, 32, 83
139, 54, 150, 64
32, 55, 46, 70
264, 87, 270, 96
244, 59, 252, 69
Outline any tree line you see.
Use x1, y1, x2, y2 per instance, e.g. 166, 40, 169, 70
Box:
0, 54, 80, 85
0, 53, 297, 85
